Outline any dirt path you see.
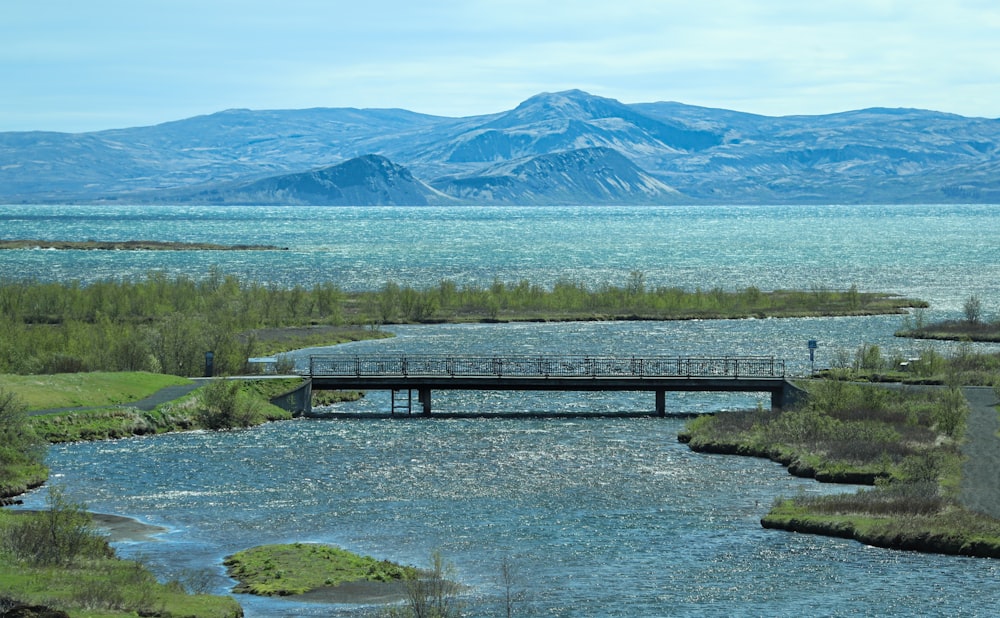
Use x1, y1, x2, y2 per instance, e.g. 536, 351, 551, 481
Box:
960, 387, 1000, 518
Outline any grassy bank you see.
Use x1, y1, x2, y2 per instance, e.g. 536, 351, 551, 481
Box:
0, 492, 242, 617
680, 379, 1000, 557
224, 543, 418, 596
24, 378, 294, 443
0, 373, 301, 500
761, 493, 1000, 557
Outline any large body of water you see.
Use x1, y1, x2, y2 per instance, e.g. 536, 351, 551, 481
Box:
5, 203, 1000, 616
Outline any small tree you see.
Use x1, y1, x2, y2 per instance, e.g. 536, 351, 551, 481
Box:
498, 556, 525, 618
404, 551, 463, 618
1, 485, 111, 566
963, 294, 983, 324
853, 343, 885, 373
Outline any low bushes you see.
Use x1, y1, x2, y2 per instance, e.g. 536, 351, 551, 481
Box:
197, 379, 267, 429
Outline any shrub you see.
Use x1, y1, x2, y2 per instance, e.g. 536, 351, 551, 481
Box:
0, 387, 45, 471
854, 343, 885, 373
1, 486, 111, 566
197, 379, 264, 429
963, 294, 983, 324
403, 551, 463, 618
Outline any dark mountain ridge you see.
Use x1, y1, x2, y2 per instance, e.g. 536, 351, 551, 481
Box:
1, 90, 998, 205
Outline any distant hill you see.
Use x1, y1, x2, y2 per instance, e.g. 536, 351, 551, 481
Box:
1, 89, 998, 205
173, 155, 443, 206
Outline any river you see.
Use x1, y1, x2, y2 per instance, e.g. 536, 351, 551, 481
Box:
5, 203, 1000, 616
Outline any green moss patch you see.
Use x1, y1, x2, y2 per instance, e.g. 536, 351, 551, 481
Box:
224, 543, 418, 596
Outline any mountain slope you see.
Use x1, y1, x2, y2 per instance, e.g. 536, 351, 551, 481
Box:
433, 147, 680, 204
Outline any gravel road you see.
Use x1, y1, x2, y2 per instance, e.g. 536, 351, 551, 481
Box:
960, 386, 1000, 518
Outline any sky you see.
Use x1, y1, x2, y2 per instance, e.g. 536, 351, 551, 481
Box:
3, 0, 999, 133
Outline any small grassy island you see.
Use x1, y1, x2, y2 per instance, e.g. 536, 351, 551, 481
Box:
897, 319, 1000, 343
0, 238, 288, 251
896, 294, 1000, 342
224, 543, 418, 597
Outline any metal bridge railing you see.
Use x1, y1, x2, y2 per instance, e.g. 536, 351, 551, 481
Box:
308, 355, 784, 379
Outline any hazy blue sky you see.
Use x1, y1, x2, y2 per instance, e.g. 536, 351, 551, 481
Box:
3, 0, 998, 132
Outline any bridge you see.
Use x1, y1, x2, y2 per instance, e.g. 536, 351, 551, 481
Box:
291, 354, 803, 417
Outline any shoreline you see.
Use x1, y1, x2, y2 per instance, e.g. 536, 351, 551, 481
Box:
2, 509, 168, 543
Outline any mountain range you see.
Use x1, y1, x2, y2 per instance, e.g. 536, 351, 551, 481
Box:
1, 89, 998, 205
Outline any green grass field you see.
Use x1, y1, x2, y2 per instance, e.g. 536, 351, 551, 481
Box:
0, 372, 192, 411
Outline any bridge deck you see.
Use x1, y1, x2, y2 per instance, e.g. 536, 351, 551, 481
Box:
309, 354, 784, 379
304, 355, 794, 416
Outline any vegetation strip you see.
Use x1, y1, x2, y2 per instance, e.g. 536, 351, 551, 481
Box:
0, 239, 287, 251
224, 543, 418, 596
1, 272, 924, 376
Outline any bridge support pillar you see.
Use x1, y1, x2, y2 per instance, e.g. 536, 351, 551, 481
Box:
655, 390, 665, 417
771, 389, 783, 411
418, 388, 432, 416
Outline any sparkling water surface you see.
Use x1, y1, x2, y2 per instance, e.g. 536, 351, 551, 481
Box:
5, 203, 1000, 616
3, 203, 998, 312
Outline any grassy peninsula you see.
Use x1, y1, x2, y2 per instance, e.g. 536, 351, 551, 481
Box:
680, 344, 1000, 557
897, 319, 1000, 343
